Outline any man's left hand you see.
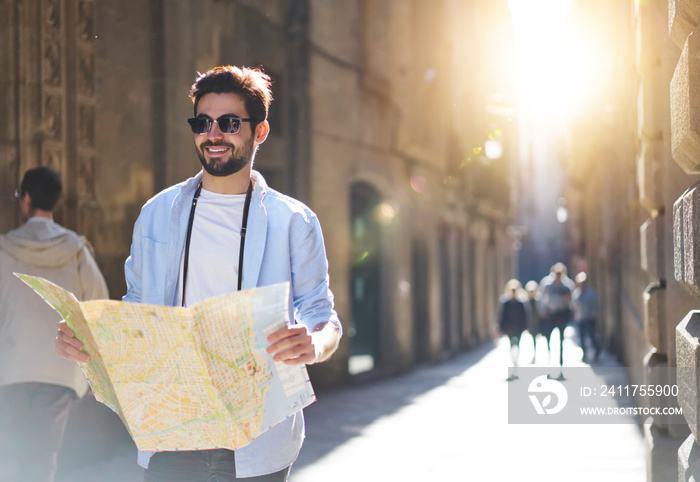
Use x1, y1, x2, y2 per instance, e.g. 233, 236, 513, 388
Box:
266, 325, 319, 365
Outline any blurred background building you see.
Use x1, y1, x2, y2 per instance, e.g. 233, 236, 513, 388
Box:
0, 0, 521, 382
5, 0, 700, 480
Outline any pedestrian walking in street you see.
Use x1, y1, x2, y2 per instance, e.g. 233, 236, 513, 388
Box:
0, 166, 109, 482
55, 65, 342, 482
496, 279, 528, 380
573, 271, 601, 363
524, 280, 541, 364
538, 262, 575, 367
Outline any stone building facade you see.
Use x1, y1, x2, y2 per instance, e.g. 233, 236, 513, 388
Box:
670, 1, 700, 479
563, 0, 700, 479
14, 0, 700, 479
0, 0, 518, 390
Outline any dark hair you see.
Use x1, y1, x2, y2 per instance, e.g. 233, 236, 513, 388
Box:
189, 65, 273, 128
20, 166, 62, 211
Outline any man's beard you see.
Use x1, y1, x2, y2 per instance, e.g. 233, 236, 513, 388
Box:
196, 135, 256, 177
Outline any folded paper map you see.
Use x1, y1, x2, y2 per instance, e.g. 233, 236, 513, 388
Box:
15, 274, 315, 452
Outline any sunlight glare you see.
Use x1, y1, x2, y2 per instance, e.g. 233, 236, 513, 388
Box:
508, 0, 589, 119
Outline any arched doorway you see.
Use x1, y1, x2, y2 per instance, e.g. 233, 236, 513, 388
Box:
349, 182, 383, 375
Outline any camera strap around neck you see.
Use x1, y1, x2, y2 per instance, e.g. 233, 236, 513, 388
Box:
181, 179, 253, 306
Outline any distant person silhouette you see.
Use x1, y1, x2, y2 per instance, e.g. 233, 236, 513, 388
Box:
573, 271, 601, 363
496, 279, 528, 380
538, 263, 575, 367
525, 280, 542, 364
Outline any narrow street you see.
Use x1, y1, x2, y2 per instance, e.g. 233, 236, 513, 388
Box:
290, 330, 646, 482
55, 329, 648, 481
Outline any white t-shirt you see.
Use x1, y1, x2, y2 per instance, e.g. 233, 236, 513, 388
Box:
175, 187, 247, 307
140, 188, 249, 469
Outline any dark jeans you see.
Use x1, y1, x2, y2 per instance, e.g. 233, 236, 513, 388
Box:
0, 382, 75, 482
542, 310, 572, 367
578, 317, 601, 360
144, 449, 291, 482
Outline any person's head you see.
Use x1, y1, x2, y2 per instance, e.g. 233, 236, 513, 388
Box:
189, 65, 273, 127
525, 280, 538, 298
550, 262, 567, 282
504, 279, 522, 297
188, 65, 273, 177
550, 262, 567, 275
18, 166, 62, 218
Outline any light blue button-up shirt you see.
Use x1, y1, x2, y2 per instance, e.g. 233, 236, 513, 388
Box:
124, 170, 341, 477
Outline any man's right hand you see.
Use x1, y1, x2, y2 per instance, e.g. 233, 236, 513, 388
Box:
55, 320, 90, 363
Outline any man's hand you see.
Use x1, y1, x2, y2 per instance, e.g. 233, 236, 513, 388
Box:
266, 324, 318, 365
266, 321, 340, 366
55, 320, 90, 363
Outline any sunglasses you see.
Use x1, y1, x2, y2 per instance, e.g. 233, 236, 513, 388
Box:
187, 114, 256, 135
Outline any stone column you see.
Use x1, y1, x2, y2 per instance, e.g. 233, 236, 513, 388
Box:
0, 0, 21, 232
675, 190, 700, 479
670, 1, 700, 479
636, 3, 678, 479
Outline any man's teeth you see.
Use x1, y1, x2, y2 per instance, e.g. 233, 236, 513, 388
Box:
208, 147, 228, 152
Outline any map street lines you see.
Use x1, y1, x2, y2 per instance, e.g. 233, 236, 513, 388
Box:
16, 274, 316, 452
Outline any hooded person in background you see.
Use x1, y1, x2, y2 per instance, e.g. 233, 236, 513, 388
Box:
0, 166, 109, 482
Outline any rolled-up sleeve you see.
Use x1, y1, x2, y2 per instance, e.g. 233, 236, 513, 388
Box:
289, 212, 341, 335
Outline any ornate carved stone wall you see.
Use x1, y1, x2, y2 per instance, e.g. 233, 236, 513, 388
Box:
0, 0, 98, 242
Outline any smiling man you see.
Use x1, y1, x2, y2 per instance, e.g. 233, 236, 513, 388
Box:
55, 65, 342, 482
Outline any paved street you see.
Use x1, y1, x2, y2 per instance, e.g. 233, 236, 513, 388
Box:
290, 329, 647, 482
56, 328, 648, 481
